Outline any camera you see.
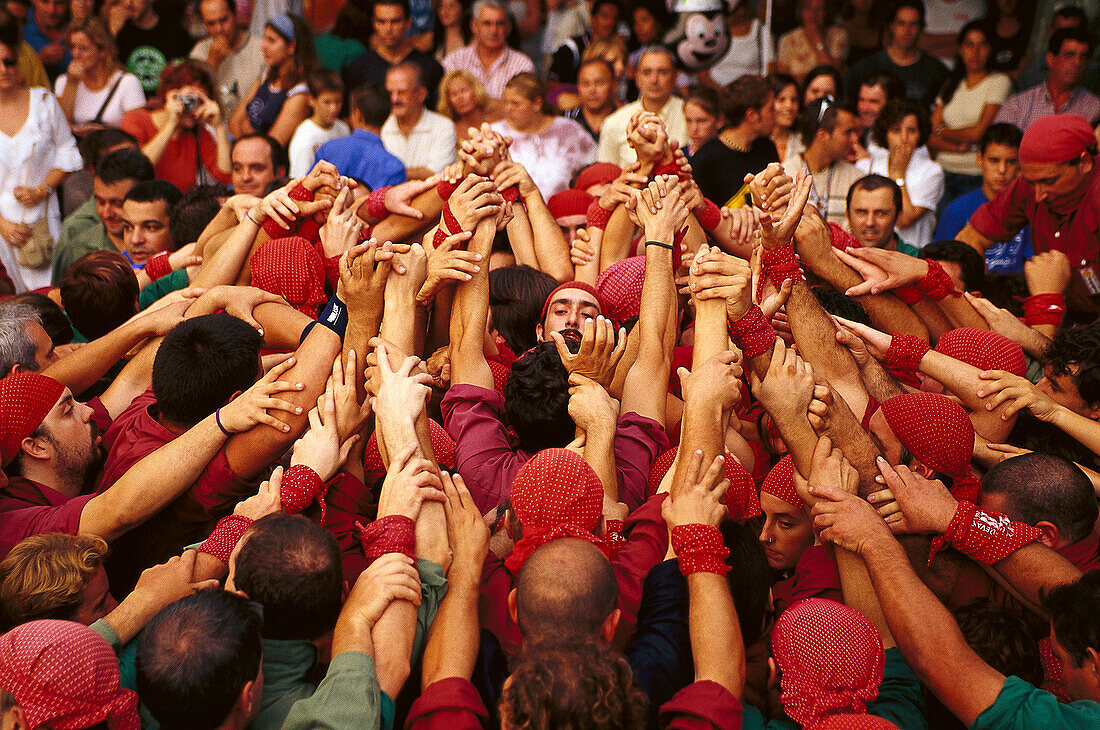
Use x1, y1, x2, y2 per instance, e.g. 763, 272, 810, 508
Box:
178, 94, 201, 112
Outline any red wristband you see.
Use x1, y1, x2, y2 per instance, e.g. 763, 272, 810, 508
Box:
653, 161, 682, 179
605, 518, 625, 558
671, 524, 730, 575
198, 513, 254, 564
894, 285, 924, 304
356, 514, 416, 564
279, 464, 328, 520
364, 185, 389, 221
883, 333, 930, 372
586, 198, 612, 231
322, 254, 340, 290
697, 198, 721, 232
1023, 293, 1066, 327
144, 251, 171, 281
433, 226, 449, 250
442, 200, 462, 234
501, 185, 520, 203
263, 217, 299, 238
928, 500, 1042, 565
288, 183, 313, 202
917, 260, 958, 301
727, 305, 777, 359
760, 245, 803, 293
437, 179, 458, 201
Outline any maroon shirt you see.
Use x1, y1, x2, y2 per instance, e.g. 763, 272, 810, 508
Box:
0, 478, 94, 556
406, 676, 742, 729
441, 384, 669, 514
770, 544, 843, 617
99, 388, 253, 591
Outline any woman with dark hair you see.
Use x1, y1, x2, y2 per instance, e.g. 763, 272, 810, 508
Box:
432, 0, 470, 63
229, 13, 314, 146
768, 72, 801, 161
857, 98, 944, 248
774, 0, 849, 81
121, 59, 231, 192
929, 21, 1010, 202
800, 64, 841, 106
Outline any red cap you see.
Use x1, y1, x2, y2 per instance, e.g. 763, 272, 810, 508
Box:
1019, 114, 1095, 164
760, 454, 807, 512
547, 189, 595, 220
934, 327, 1026, 378
574, 162, 621, 192
0, 373, 64, 467
540, 281, 606, 324
595, 256, 646, 326
249, 236, 327, 317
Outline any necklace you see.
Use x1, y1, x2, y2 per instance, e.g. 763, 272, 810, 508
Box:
808, 162, 835, 216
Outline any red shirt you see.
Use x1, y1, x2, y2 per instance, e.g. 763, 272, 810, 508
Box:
770, 544, 843, 617
0, 477, 95, 556
120, 108, 231, 193
406, 676, 742, 729
99, 388, 252, 591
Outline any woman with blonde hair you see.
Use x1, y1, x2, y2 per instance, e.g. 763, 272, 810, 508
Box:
54, 17, 145, 134
438, 68, 500, 144
583, 36, 628, 102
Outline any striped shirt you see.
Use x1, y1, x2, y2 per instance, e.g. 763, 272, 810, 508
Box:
441, 45, 535, 99
994, 83, 1100, 131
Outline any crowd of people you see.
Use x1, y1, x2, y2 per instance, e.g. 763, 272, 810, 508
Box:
1, 0, 1100, 728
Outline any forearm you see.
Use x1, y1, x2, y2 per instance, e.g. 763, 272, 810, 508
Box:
835, 547, 895, 648
911, 297, 954, 340
788, 283, 869, 419
190, 216, 261, 289
504, 203, 538, 269
989, 541, 1081, 608
59, 82, 77, 122
525, 191, 574, 282
252, 301, 313, 350
934, 292, 988, 330
575, 227, 603, 285
895, 186, 922, 228
370, 602, 416, 697
368, 189, 442, 243
816, 388, 882, 497
918, 350, 1013, 441
333, 615, 375, 660
421, 572, 480, 687
599, 206, 636, 270
142, 121, 177, 165
955, 225, 992, 255
448, 218, 495, 388
620, 239, 675, 422
1050, 406, 1100, 458
687, 572, 744, 694
42, 319, 150, 394
43, 168, 69, 191
214, 126, 232, 174
583, 423, 619, 503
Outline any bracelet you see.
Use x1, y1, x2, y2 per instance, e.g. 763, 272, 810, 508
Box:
364, 185, 389, 220
644, 239, 674, 250
144, 251, 172, 281
727, 305, 777, 359
652, 161, 682, 179
916, 259, 958, 300
927, 500, 1042, 566
671, 524, 730, 575
433, 226, 449, 249
214, 407, 232, 436
246, 210, 264, 226
760, 245, 803, 292
436, 178, 459, 201
1022, 293, 1066, 327
441, 200, 462, 235
882, 333, 930, 372
697, 198, 721, 232
317, 293, 349, 339
586, 198, 612, 231
357, 515, 417, 564
280, 464, 328, 521
197, 513, 254, 564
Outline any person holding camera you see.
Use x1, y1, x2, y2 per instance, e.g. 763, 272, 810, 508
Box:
120, 59, 232, 193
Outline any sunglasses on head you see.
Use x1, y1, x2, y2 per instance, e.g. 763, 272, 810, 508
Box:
816, 95, 836, 123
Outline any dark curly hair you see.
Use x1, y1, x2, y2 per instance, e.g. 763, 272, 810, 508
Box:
1042, 323, 1100, 409
872, 97, 931, 150
490, 265, 559, 354
503, 334, 580, 453
501, 639, 648, 730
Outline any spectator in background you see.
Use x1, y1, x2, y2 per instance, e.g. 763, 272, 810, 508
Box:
683, 86, 723, 156
774, 0, 849, 82
996, 28, 1100, 132
800, 64, 842, 106
190, 0, 266, 118
986, 0, 1034, 75
701, 0, 773, 88
120, 179, 181, 266
784, 96, 863, 224
857, 97, 944, 248
598, 46, 687, 166
22, 0, 69, 80
919, 0, 987, 64
230, 133, 287, 196
311, 3, 367, 75
114, 0, 193, 96
288, 70, 349, 177
432, 0, 469, 63
581, 36, 629, 107
54, 18, 145, 135
844, 0, 948, 110
843, 0, 880, 66
547, 0, 619, 88
441, 0, 534, 100
1014, 4, 1087, 91
563, 58, 620, 142
381, 62, 456, 179
438, 68, 500, 144
121, 60, 232, 193
768, 72, 802, 162
935, 123, 1032, 273
342, 0, 444, 110
853, 71, 903, 158
229, 13, 314, 147
845, 174, 913, 252
315, 83, 406, 189
0, 11, 48, 89
929, 21, 1011, 204
491, 73, 595, 198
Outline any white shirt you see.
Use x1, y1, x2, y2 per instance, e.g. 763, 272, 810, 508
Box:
0, 88, 83, 292
936, 73, 1011, 176
857, 147, 945, 249
491, 115, 596, 198
380, 109, 457, 174
53, 70, 146, 127
288, 118, 350, 177
597, 97, 689, 168
707, 19, 774, 86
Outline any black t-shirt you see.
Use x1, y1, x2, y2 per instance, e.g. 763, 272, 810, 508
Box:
548, 33, 589, 85
690, 135, 780, 209
342, 46, 444, 108
117, 17, 193, 95
844, 50, 950, 110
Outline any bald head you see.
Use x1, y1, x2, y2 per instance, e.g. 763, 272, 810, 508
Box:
516, 538, 618, 641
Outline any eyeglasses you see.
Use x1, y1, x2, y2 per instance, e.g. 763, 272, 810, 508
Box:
0, 57, 17, 68
816, 95, 836, 123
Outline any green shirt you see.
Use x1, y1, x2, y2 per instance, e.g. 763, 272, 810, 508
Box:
314, 34, 366, 73
52, 198, 117, 285
280, 651, 382, 730
741, 648, 926, 729
138, 269, 189, 309
971, 676, 1100, 730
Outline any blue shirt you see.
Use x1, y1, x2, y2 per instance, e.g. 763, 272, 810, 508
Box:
935, 187, 1032, 273
22, 8, 70, 76
315, 129, 406, 191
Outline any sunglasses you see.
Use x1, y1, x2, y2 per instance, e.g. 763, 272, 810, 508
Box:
0, 56, 16, 68
816, 94, 836, 123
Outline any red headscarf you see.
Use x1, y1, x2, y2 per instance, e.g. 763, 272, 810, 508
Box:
595, 256, 645, 327
881, 392, 980, 502
1019, 114, 1095, 164
760, 454, 807, 512
540, 281, 606, 323
0, 620, 139, 730
646, 447, 761, 520
362, 419, 455, 481
0, 372, 64, 467
574, 162, 621, 192
934, 327, 1026, 377
546, 189, 595, 220
773, 598, 891, 730
505, 448, 609, 573
249, 236, 327, 316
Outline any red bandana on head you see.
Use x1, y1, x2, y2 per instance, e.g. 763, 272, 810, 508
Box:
761, 454, 807, 512
646, 447, 761, 520
540, 281, 606, 324
595, 256, 645, 327
934, 328, 1026, 378
1018, 113, 1095, 164
249, 236, 327, 317
773, 598, 890, 730
546, 189, 595, 220
0, 372, 64, 467
881, 392, 980, 502
574, 162, 622, 192
0, 620, 140, 730
505, 448, 609, 573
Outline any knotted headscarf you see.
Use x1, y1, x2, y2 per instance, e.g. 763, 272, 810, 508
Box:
539, 281, 606, 324
646, 447, 761, 520
760, 454, 807, 512
934, 327, 1026, 378
1019, 114, 1094, 165
0, 620, 140, 730
881, 392, 980, 502
505, 448, 608, 573
574, 162, 621, 193
546, 189, 594, 221
773, 598, 891, 730
0, 373, 64, 467
249, 236, 327, 317
595, 256, 645, 327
